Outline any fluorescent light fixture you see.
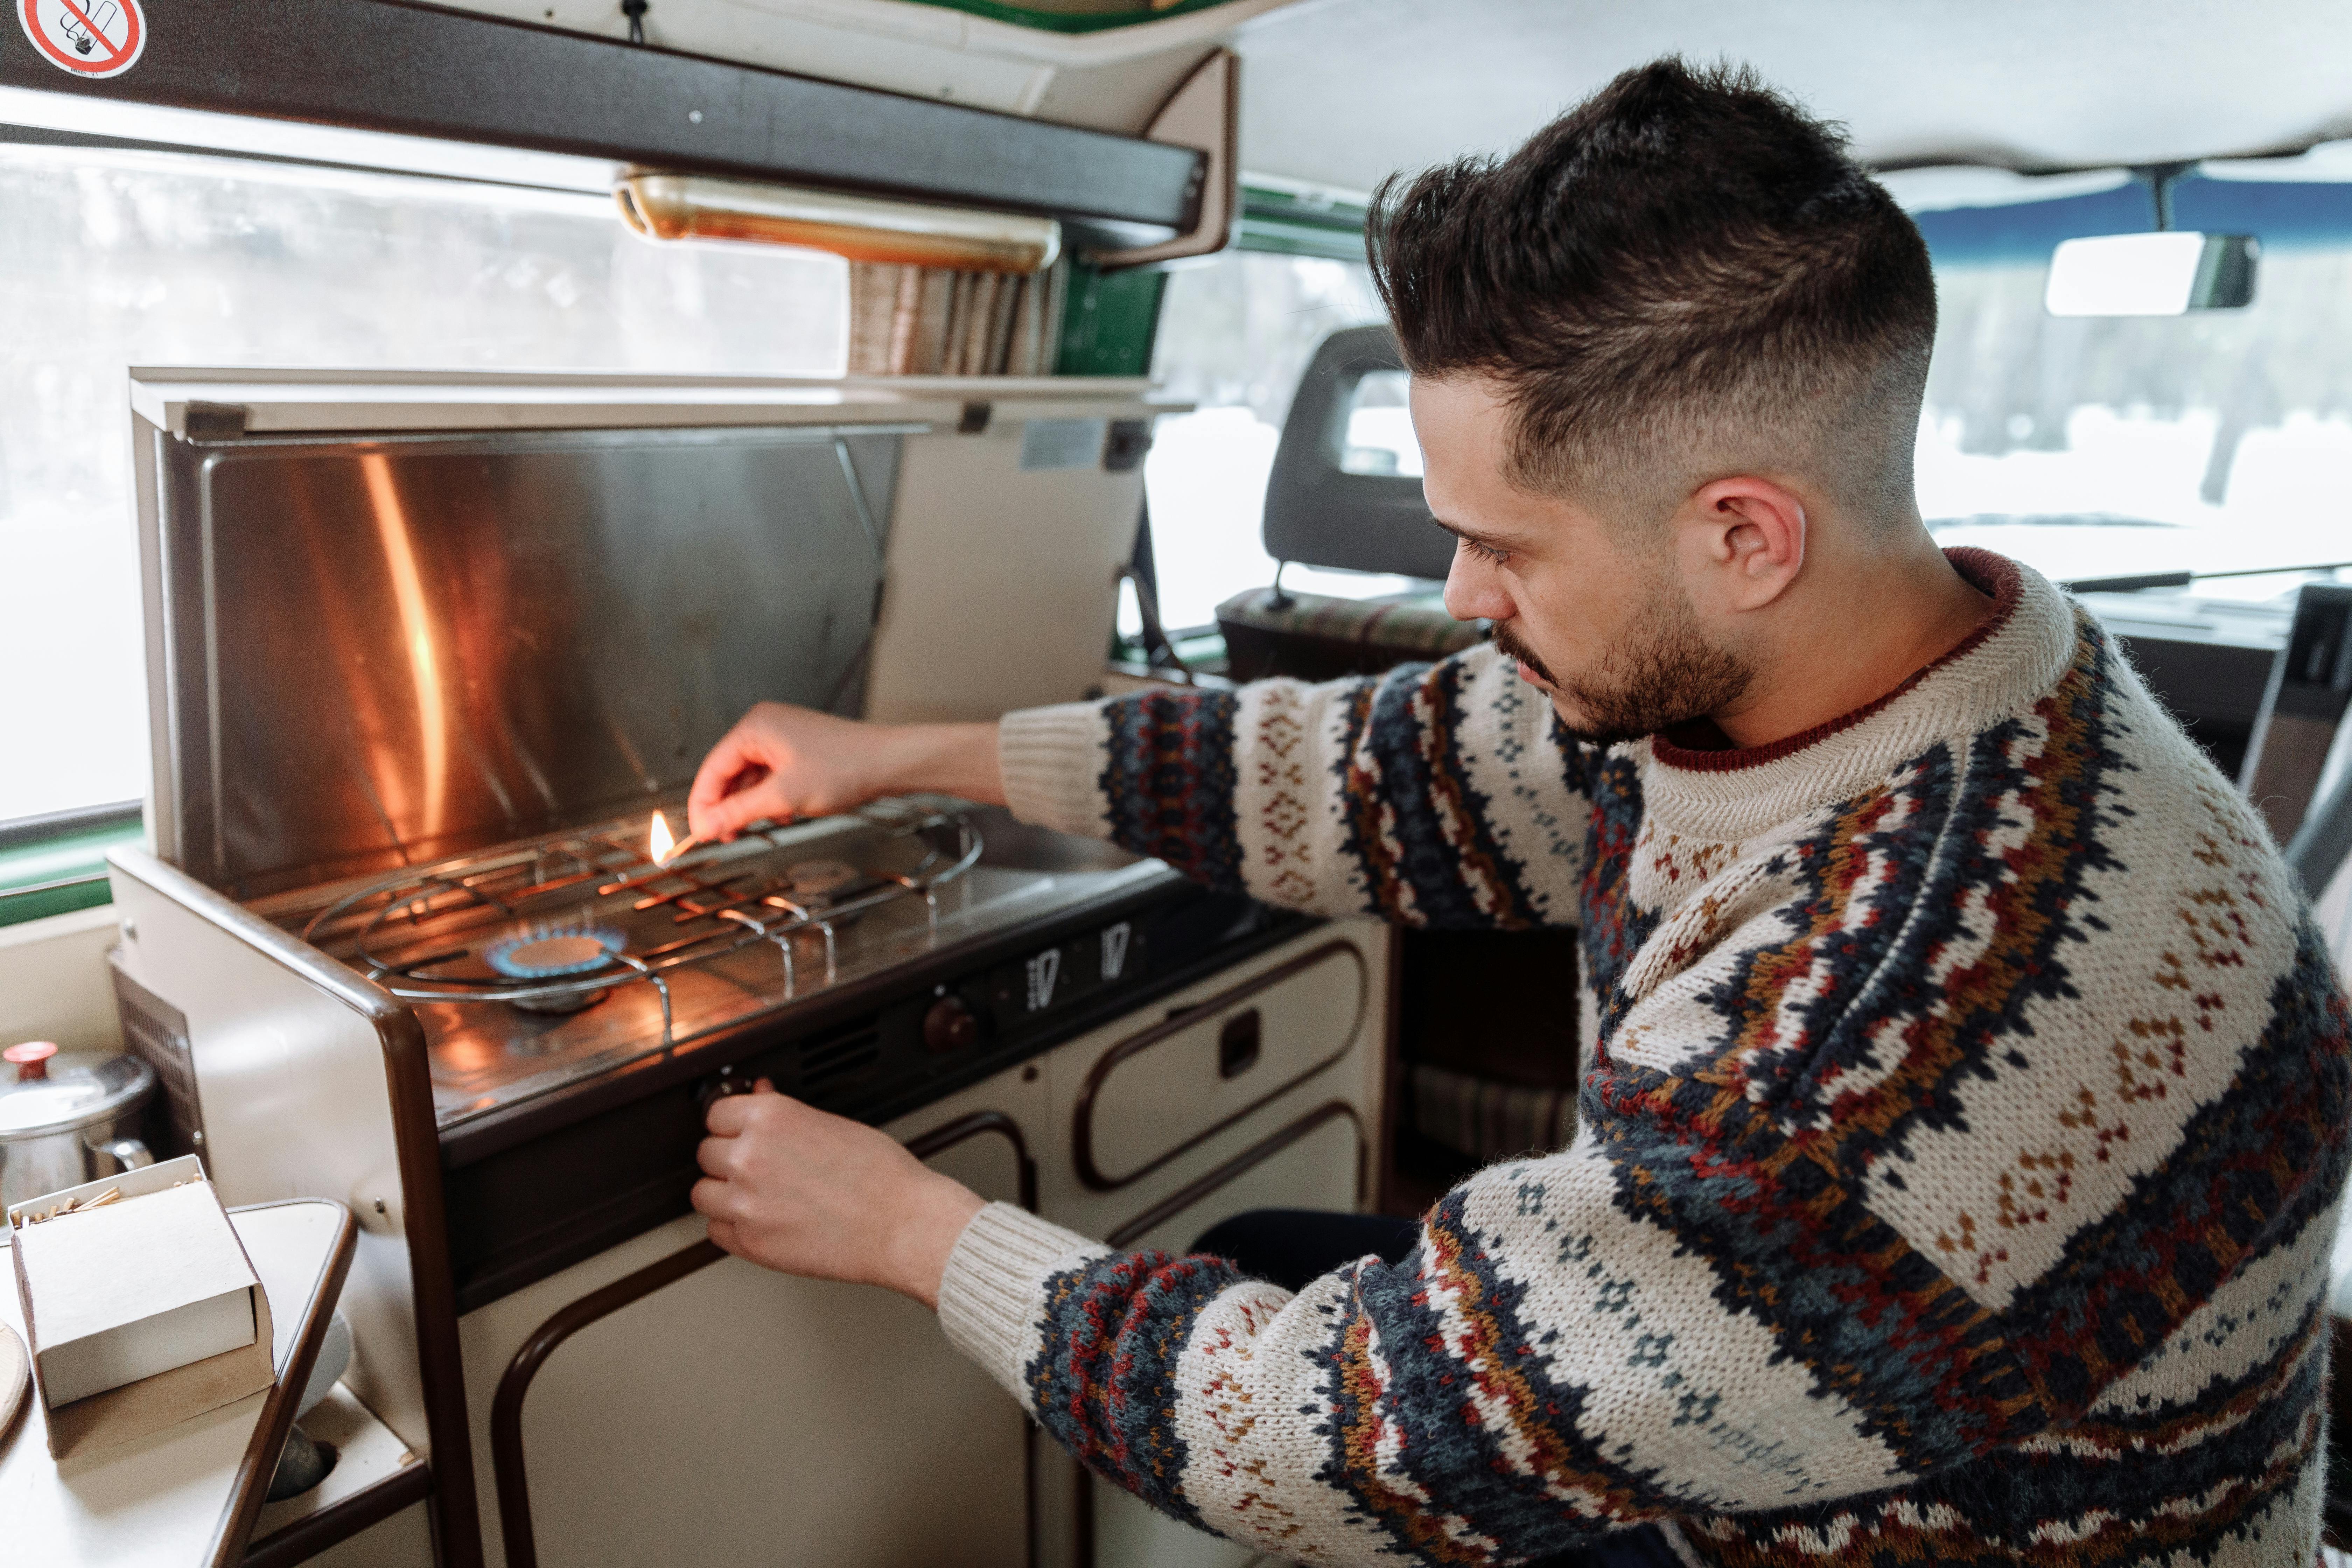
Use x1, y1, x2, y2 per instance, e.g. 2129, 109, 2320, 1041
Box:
615, 173, 1061, 273
2044, 232, 2259, 316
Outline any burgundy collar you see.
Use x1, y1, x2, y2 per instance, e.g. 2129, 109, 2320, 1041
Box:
1647, 548, 2020, 775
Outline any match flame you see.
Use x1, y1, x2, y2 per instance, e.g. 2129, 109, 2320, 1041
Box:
650, 810, 677, 867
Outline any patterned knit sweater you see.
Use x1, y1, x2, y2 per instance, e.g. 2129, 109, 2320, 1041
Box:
937, 549, 2351, 1566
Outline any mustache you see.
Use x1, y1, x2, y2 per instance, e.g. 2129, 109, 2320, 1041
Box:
1489, 621, 1558, 687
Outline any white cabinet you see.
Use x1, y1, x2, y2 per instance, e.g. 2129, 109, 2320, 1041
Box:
457, 1066, 1049, 1568
1039, 924, 1387, 1246
430, 917, 1388, 1568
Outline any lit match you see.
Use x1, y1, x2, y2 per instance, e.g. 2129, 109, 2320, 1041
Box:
650, 811, 704, 868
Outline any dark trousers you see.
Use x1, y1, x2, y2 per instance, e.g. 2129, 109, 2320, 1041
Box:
1189, 1209, 1686, 1568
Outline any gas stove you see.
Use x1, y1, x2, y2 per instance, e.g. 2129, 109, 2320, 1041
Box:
104, 372, 1307, 1568
253, 796, 1174, 1131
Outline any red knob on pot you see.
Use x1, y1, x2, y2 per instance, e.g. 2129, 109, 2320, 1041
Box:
3, 1041, 58, 1083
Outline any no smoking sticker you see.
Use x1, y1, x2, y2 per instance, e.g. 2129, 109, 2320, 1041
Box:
18, 0, 145, 79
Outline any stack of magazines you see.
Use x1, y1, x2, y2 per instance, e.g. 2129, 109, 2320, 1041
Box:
847, 259, 1068, 376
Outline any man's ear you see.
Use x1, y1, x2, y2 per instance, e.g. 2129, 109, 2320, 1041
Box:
1680, 476, 1806, 612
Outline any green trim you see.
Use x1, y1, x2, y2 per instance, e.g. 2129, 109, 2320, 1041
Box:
894, 0, 1249, 33
1049, 186, 1363, 374
0, 813, 141, 930
1234, 215, 1367, 262
1056, 262, 1169, 376
1234, 184, 1369, 262
1240, 184, 1371, 228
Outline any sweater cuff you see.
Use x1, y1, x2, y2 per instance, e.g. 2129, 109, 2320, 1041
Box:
997, 702, 1112, 838
936, 1202, 1106, 1409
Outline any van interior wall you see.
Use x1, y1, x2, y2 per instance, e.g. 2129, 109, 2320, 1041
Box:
0, 906, 125, 1059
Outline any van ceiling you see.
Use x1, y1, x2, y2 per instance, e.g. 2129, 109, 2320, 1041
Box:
1231, 0, 2352, 194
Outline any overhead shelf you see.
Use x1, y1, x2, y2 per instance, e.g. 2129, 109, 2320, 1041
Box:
0, 0, 1207, 248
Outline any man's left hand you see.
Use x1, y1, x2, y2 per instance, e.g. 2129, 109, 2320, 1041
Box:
692, 1082, 986, 1309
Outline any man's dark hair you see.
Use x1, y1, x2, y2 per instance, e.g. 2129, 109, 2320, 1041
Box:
1369, 58, 1935, 526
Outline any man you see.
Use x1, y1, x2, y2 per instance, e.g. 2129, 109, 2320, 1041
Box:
686, 59, 2349, 1566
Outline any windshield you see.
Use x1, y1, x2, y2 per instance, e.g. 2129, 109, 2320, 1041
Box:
1914, 172, 2352, 597
1144, 170, 2352, 644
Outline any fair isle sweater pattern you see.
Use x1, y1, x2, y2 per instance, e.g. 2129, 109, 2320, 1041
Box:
939, 550, 2351, 1566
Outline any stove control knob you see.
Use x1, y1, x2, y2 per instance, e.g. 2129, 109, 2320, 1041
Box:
696, 1074, 757, 1115
923, 996, 979, 1055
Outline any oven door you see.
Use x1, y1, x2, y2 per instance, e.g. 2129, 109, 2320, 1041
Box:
458, 1061, 1045, 1568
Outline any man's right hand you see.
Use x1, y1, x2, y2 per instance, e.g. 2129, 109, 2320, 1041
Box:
686, 703, 1006, 842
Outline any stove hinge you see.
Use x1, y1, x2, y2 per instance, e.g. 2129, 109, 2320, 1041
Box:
182, 401, 250, 441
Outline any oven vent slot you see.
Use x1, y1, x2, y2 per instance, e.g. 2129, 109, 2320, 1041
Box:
798, 1026, 881, 1089
108, 957, 208, 1161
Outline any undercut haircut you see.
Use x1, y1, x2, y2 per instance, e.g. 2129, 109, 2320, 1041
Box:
1369, 58, 1936, 529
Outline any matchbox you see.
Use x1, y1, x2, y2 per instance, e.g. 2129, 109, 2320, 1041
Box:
7, 1155, 275, 1458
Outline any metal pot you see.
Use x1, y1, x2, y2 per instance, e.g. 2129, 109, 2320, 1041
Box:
0, 1041, 156, 1208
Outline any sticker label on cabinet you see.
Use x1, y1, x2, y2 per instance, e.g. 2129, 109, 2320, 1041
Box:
1024, 949, 1062, 1012
18, 0, 145, 78
1018, 419, 1107, 471
993, 923, 1145, 1024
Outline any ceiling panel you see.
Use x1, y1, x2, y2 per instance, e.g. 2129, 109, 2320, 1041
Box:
1231, 0, 2352, 194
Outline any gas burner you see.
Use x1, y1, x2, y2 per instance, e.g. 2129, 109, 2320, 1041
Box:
775, 860, 861, 906
485, 924, 625, 979
484, 924, 625, 1014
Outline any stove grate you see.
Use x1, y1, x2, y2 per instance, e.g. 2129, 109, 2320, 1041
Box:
298, 800, 981, 1044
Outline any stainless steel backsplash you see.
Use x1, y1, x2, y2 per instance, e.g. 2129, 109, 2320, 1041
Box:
144, 425, 903, 896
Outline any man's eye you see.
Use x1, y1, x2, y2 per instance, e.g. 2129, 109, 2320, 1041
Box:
1463, 538, 1510, 565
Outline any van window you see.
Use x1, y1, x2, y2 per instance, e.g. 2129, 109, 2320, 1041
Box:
1337, 369, 1422, 477
0, 141, 847, 826
1143, 250, 1405, 634
1916, 174, 2352, 596
1146, 173, 2352, 653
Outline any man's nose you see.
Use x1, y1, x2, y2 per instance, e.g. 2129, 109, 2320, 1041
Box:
1443, 547, 1514, 624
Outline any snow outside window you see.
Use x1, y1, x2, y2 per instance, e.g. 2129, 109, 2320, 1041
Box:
1912, 173, 2352, 597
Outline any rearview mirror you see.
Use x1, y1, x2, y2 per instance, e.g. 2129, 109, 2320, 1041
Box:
2045, 232, 2259, 316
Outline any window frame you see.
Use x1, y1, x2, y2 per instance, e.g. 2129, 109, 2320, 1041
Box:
0, 802, 142, 929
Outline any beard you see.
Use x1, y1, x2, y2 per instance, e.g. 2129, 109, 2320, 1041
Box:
1492, 584, 1754, 748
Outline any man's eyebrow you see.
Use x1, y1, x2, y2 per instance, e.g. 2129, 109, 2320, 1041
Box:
1429, 516, 1529, 551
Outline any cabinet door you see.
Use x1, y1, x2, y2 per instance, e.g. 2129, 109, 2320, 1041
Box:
464, 1065, 1044, 1568
1038, 922, 1388, 1247
1077, 941, 1367, 1190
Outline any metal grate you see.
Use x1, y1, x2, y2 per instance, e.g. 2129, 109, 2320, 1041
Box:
296, 799, 982, 1044
109, 957, 206, 1161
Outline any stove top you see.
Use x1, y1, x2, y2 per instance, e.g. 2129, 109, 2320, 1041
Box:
255, 797, 1175, 1128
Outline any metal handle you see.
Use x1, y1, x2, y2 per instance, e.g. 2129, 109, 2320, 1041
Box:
1217, 1010, 1262, 1079
103, 1137, 153, 1171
